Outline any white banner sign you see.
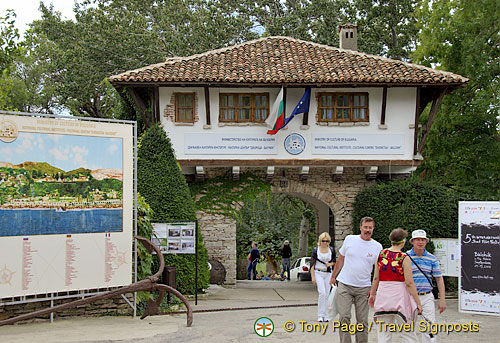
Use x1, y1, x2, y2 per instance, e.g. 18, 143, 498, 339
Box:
184, 133, 277, 155
459, 201, 500, 315
0, 115, 134, 298
431, 238, 460, 277
312, 133, 404, 155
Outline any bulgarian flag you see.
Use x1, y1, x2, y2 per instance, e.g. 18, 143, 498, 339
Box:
266, 87, 311, 135
265, 87, 285, 135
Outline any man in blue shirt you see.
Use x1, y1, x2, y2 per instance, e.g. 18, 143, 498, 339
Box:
407, 230, 446, 343
247, 242, 260, 280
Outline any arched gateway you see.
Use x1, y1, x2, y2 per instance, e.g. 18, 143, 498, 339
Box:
109, 27, 468, 285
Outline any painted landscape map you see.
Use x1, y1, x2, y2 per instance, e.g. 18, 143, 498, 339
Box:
0, 132, 123, 236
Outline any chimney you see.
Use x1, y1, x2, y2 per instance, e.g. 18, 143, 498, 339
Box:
339, 24, 358, 51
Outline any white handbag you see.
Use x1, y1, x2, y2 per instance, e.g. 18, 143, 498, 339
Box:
327, 285, 338, 319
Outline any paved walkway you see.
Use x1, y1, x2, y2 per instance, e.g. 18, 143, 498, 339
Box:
1, 281, 498, 342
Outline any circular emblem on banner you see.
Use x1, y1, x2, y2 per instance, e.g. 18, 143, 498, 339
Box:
0, 119, 18, 143
284, 133, 305, 155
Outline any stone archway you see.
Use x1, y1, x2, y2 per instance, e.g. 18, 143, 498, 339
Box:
196, 167, 377, 285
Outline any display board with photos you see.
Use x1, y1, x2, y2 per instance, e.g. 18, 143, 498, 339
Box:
151, 222, 196, 254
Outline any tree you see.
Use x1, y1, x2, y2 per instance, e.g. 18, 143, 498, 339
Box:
236, 193, 315, 272
137, 125, 209, 294
353, 0, 419, 60
0, 10, 24, 110
414, 0, 500, 197
28, 0, 257, 118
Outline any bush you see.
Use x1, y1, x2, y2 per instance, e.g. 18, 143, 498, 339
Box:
137, 125, 209, 294
352, 178, 460, 252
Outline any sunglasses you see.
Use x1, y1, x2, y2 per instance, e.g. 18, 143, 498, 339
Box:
321, 240, 330, 243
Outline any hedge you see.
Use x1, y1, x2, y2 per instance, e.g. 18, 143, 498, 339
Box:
351, 178, 461, 252
137, 125, 209, 294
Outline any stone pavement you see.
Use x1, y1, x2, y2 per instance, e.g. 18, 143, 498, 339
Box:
0, 280, 498, 342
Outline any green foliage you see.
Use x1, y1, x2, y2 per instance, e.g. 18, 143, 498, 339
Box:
0, 10, 20, 70
243, 0, 418, 60
189, 172, 271, 218
0, 10, 25, 111
414, 0, 500, 198
136, 194, 154, 302
236, 193, 316, 263
352, 178, 461, 252
353, 0, 419, 60
24, 0, 257, 117
137, 125, 208, 294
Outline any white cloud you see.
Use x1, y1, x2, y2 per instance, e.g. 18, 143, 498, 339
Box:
72, 146, 88, 155
1, 147, 13, 156
73, 152, 86, 167
15, 139, 33, 154
49, 147, 68, 161
107, 144, 118, 154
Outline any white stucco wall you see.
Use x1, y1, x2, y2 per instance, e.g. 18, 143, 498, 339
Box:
159, 86, 417, 162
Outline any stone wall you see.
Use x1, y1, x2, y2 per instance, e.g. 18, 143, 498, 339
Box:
197, 212, 237, 284
0, 294, 133, 323
195, 166, 378, 284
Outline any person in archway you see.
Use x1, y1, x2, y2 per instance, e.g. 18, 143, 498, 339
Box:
311, 232, 336, 322
330, 216, 382, 343
280, 240, 292, 281
247, 242, 260, 280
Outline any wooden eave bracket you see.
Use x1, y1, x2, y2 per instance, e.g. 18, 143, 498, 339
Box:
418, 88, 447, 154
195, 166, 205, 182
365, 166, 378, 180
232, 166, 240, 181
299, 166, 309, 182
332, 166, 344, 182
126, 87, 151, 128
266, 166, 275, 182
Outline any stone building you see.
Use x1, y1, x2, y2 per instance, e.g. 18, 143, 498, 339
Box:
109, 26, 468, 284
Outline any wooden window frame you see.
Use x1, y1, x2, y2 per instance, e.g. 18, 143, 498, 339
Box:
317, 92, 369, 122
219, 93, 270, 123
175, 93, 195, 122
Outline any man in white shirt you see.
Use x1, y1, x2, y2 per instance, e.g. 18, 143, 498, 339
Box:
331, 217, 383, 343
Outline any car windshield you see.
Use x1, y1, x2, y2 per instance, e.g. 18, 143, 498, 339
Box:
304, 258, 310, 264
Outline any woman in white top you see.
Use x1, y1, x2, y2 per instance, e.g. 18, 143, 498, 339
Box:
311, 232, 336, 322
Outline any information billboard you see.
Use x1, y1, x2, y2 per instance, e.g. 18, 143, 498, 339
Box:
0, 114, 134, 298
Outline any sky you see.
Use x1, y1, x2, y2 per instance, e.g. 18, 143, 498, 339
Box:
1, 0, 76, 36
1, 132, 123, 171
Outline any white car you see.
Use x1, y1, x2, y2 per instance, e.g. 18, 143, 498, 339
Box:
289, 257, 311, 281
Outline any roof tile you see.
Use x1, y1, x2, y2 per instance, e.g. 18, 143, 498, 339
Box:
109, 36, 468, 86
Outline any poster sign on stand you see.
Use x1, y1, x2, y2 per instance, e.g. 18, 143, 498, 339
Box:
431, 238, 460, 277
151, 221, 198, 304
151, 222, 196, 254
459, 201, 500, 315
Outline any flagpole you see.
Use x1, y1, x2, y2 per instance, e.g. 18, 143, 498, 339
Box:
283, 86, 287, 120
303, 88, 309, 125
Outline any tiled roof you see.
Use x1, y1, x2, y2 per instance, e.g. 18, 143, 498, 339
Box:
109, 36, 468, 87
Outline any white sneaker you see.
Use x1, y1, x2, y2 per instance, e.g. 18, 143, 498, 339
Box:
323, 317, 330, 322
318, 318, 323, 322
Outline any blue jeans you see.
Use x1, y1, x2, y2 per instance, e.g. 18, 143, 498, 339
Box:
281, 258, 291, 280
247, 260, 258, 280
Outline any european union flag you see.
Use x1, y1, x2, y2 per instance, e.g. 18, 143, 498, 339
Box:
282, 86, 311, 128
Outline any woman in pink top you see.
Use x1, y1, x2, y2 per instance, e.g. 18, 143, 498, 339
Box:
369, 228, 422, 343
